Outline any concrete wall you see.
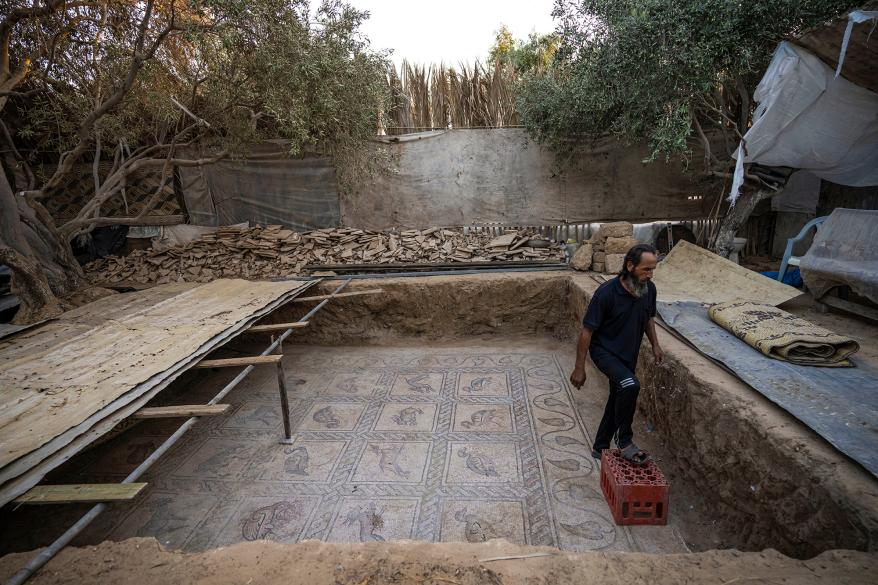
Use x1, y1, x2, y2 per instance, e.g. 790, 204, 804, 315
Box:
342, 129, 715, 229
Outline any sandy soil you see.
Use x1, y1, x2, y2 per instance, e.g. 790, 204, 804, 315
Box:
1, 538, 875, 585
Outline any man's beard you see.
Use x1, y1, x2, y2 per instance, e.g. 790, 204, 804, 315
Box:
623, 273, 648, 298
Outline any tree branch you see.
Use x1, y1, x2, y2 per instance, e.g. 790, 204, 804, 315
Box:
62, 214, 183, 231
42, 0, 177, 195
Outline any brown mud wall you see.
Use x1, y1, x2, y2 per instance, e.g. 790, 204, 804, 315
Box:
260, 273, 578, 344
255, 271, 878, 558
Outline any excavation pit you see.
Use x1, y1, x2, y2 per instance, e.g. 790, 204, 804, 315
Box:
1, 272, 876, 569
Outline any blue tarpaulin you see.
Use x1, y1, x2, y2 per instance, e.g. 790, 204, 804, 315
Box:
761, 268, 803, 288
658, 301, 878, 478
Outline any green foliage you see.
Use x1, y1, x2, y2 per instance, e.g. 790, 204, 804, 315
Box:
488, 25, 559, 76
518, 0, 858, 163
6, 0, 389, 191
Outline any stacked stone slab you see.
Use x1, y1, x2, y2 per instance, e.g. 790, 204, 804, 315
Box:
587, 222, 635, 275
569, 243, 593, 271
85, 226, 564, 285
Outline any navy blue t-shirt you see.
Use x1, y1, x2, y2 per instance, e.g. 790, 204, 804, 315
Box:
582, 276, 657, 365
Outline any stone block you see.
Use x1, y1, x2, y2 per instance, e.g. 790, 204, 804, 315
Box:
592, 261, 605, 273
605, 253, 626, 274
593, 251, 606, 264
600, 222, 633, 239
570, 243, 593, 271
605, 236, 638, 255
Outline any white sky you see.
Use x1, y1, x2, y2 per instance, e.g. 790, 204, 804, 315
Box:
349, 0, 558, 67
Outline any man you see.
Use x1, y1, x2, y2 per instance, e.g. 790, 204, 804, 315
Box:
569, 244, 664, 465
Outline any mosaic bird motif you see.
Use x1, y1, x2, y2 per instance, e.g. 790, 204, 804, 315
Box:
283, 446, 309, 476
312, 406, 341, 428
369, 444, 410, 478
135, 497, 188, 537
195, 444, 250, 476
457, 448, 499, 477
392, 406, 423, 426
463, 377, 492, 393
241, 500, 301, 541
454, 508, 498, 542
460, 409, 502, 429
404, 374, 436, 394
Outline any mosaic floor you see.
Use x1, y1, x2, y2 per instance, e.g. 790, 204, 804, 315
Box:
31, 345, 686, 553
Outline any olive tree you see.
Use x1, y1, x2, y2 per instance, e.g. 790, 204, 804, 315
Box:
1, 0, 388, 323
518, 0, 857, 256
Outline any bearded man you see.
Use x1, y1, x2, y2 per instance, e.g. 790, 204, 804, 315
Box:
569, 244, 664, 465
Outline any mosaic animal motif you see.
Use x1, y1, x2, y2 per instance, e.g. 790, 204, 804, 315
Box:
244, 405, 278, 427
453, 508, 498, 543
195, 444, 250, 477
241, 500, 301, 541
404, 374, 437, 394
135, 497, 188, 537
334, 377, 359, 394
343, 502, 386, 542
312, 406, 341, 428
460, 409, 502, 429
369, 444, 410, 478
457, 448, 499, 477
463, 377, 492, 393
125, 440, 157, 465
283, 447, 310, 476
392, 406, 424, 426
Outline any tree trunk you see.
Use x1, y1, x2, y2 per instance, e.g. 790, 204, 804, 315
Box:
0, 171, 82, 324
712, 187, 776, 258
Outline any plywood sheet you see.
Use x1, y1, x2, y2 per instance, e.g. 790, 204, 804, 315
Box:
0, 279, 309, 504
653, 241, 801, 306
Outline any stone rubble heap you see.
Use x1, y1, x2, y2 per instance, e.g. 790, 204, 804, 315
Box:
86, 225, 564, 284
569, 222, 638, 274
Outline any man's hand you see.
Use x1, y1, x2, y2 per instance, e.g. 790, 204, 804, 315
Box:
653, 345, 665, 365
570, 366, 587, 389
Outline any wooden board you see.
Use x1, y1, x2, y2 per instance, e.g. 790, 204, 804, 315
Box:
0, 279, 313, 507
653, 241, 801, 306
14, 483, 147, 504
194, 355, 282, 369
132, 404, 230, 419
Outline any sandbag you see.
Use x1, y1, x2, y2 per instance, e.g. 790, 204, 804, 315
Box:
708, 301, 859, 367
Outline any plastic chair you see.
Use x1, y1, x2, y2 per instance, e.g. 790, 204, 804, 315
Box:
777, 216, 827, 282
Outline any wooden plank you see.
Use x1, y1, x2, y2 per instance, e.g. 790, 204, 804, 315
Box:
821, 295, 878, 323
0, 279, 317, 509
193, 355, 282, 369
248, 321, 310, 333
14, 483, 147, 504
291, 288, 384, 303
132, 404, 230, 419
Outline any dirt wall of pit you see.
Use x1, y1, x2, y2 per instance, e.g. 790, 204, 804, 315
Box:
260, 273, 579, 344
568, 274, 878, 558
255, 271, 878, 558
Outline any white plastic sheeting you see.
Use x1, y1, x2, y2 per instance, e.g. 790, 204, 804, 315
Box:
729, 41, 878, 203
799, 208, 878, 304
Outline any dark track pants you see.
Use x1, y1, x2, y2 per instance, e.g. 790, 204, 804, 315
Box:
591, 350, 641, 451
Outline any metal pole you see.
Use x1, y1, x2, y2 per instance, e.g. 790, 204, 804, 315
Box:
276, 360, 293, 443
4, 279, 352, 585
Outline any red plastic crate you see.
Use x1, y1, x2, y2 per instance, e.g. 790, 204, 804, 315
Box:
599, 449, 669, 525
